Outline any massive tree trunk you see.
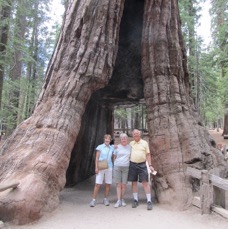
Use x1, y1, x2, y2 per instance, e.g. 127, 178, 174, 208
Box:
0, 0, 124, 224
0, 0, 227, 225
141, 0, 227, 208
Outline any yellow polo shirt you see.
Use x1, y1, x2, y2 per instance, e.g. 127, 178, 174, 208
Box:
130, 139, 150, 163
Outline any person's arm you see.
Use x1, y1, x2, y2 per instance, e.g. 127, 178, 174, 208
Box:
111, 145, 116, 165
113, 146, 118, 162
146, 153, 154, 171
95, 150, 100, 174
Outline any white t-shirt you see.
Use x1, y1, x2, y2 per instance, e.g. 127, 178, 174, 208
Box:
114, 144, 131, 167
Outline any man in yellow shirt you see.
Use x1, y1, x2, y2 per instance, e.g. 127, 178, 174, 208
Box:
128, 129, 155, 210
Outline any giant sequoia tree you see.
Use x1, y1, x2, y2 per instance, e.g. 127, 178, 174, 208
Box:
0, 0, 227, 225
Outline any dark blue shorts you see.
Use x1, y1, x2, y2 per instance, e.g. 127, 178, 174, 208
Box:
128, 161, 148, 183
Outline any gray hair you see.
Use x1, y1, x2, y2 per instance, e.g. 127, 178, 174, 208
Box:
120, 133, 128, 139
132, 129, 141, 136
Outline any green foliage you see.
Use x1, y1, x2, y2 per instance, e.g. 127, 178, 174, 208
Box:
205, 0, 228, 128
0, 78, 20, 133
197, 47, 226, 126
114, 107, 128, 120
179, 0, 228, 128
179, 0, 201, 50
114, 104, 147, 131
1, 0, 226, 133
220, 73, 228, 105
0, 0, 64, 135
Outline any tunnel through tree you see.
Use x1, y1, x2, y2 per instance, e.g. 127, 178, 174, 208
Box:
0, 0, 227, 225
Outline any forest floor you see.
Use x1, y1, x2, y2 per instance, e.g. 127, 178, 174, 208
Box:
7, 179, 228, 229
208, 128, 228, 148
3, 129, 228, 229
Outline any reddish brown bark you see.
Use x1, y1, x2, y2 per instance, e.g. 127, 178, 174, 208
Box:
0, 0, 124, 224
141, 0, 226, 208
0, 0, 227, 225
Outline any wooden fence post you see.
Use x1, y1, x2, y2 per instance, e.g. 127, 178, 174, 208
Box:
225, 191, 228, 210
200, 170, 212, 214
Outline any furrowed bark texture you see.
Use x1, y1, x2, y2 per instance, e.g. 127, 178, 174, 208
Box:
0, 0, 124, 224
66, 0, 145, 186
0, 0, 227, 225
142, 0, 227, 208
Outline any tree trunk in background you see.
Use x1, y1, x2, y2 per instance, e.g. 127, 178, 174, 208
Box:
222, 108, 228, 136
17, 0, 39, 124
0, 0, 12, 108
141, 0, 226, 209
0, 0, 227, 225
211, 0, 228, 137
0, 0, 124, 224
9, 0, 27, 129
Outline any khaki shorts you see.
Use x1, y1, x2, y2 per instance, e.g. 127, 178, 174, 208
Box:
113, 166, 129, 184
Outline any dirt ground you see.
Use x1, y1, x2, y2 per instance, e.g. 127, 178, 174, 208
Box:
208, 128, 228, 148
6, 177, 228, 229
2, 129, 228, 229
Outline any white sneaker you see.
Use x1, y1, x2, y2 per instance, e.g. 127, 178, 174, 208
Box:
121, 199, 127, 207
90, 199, 96, 207
114, 200, 121, 208
103, 198, 110, 206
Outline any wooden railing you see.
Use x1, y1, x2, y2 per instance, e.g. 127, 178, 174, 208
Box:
186, 167, 228, 218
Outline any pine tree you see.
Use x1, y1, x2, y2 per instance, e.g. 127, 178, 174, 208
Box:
210, 0, 228, 135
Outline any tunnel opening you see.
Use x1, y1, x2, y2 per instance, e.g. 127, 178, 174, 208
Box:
66, 0, 145, 187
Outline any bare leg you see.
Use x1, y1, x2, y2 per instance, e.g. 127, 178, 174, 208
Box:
132, 181, 138, 193
104, 183, 111, 198
121, 183, 127, 199
92, 184, 101, 199
116, 183, 121, 200
142, 181, 151, 194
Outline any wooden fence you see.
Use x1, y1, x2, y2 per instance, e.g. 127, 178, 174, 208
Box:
186, 167, 228, 218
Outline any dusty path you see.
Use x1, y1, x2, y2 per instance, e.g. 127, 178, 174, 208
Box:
7, 177, 228, 229
208, 128, 228, 147
4, 129, 228, 229
208, 128, 228, 158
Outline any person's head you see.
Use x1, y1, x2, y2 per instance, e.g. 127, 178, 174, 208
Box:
120, 133, 128, 146
104, 134, 111, 146
132, 129, 141, 142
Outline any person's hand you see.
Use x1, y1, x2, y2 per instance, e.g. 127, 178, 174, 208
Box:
149, 165, 154, 171
149, 165, 157, 175
151, 170, 157, 175
95, 168, 99, 174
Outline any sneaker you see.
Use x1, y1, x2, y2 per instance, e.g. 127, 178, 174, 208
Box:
121, 199, 127, 207
90, 199, 96, 207
132, 199, 138, 208
114, 200, 121, 208
103, 198, 110, 206
147, 201, 153, 210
